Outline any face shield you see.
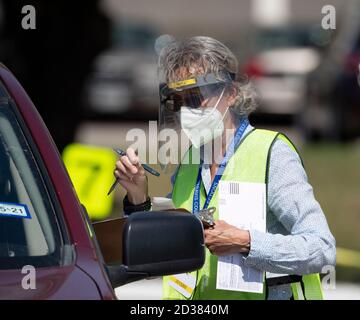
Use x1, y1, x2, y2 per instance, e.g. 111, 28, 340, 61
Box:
158, 72, 235, 172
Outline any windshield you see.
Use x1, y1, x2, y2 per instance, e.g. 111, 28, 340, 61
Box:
0, 99, 65, 269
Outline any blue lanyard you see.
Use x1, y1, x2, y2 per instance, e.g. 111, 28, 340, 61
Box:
192, 118, 250, 213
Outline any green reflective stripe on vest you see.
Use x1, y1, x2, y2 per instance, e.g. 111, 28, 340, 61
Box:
163, 129, 323, 300
290, 274, 323, 300
302, 274, 323, 300
291, 282, 305, 300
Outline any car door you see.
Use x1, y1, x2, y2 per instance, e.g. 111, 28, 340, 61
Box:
0, 65, 115, 300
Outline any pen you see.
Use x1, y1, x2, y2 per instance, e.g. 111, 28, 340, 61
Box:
107, 148, 160, 195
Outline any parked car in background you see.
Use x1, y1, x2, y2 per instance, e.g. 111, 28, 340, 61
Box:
83, 20, 159, 121
0, 63, 204, 299
304, 0, 360, 141
243, 25, 331, 129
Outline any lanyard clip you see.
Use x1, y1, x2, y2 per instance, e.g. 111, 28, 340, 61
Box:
195, 207, 216, 229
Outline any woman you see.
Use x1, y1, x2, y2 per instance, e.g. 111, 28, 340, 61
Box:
114, 36, 336, 300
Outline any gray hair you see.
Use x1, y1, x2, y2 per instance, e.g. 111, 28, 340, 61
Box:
157, 35, 258, 116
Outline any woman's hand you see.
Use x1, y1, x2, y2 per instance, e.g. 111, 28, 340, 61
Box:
204, 220, 251, 256
114, 147, 148, 205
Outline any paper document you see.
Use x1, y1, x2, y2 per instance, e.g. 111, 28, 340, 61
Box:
151, 197, 176, 211
216, 181, 266, 293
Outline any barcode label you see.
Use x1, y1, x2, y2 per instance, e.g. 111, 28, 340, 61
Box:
229, 182, 240, 195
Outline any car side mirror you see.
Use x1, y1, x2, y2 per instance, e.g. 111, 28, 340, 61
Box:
105, 211, 205, 288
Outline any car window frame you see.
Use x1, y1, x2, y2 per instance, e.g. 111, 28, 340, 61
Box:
0, 82, 75, 269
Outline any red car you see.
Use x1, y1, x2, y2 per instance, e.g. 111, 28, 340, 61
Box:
0, 64, 204, 300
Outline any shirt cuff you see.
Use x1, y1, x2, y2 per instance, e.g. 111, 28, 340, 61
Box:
242, 229, 270, 269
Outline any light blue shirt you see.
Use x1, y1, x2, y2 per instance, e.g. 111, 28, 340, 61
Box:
168, 124, 336, 299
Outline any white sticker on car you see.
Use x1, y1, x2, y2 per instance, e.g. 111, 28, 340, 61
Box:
0, 202, 31, 219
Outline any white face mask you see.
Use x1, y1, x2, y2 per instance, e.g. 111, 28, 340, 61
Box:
180, 88, 228, 148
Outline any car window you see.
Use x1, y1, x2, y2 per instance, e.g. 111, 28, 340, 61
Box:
256, 27, 331, 51
0, 99, 67, 269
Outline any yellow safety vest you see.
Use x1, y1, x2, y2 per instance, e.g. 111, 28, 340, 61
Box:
163, 128, 323, 300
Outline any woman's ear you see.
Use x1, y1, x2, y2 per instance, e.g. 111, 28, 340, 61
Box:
226, 85, 237, 107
